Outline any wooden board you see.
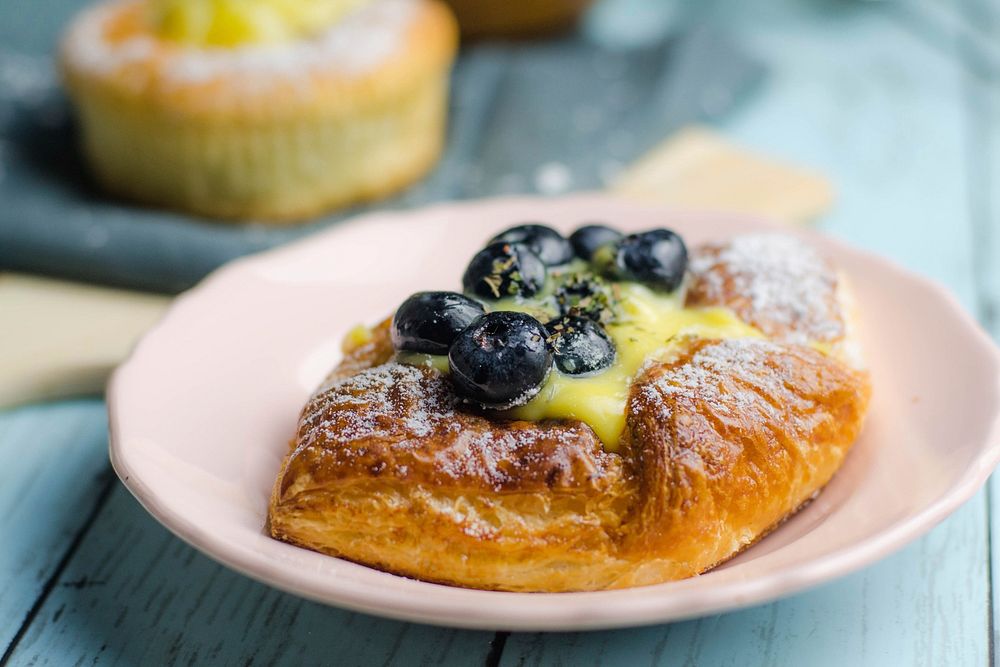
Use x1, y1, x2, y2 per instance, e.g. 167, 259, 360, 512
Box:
967, 0, 1000, 659
6, 485, 495, 666
0, 402, 112, 654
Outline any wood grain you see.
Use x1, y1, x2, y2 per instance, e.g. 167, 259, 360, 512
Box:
6, 485, 495, 666
500, 497, 989, 667
963, 0, 1000, 661
0, 402, 111, 654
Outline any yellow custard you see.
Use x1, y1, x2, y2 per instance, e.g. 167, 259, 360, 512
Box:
390, 282, 761, 451
506, 284, 760, 449
396, 351, 451, 374
342, 323, 375, 352
150, 0, 373, 46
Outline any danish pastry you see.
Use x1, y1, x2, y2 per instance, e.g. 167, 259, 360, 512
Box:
269, 224, 871, 592
60, 0, 457, 221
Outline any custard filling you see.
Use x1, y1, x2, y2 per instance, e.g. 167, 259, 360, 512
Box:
508, 285, 759, 449
394, 282, 761, 451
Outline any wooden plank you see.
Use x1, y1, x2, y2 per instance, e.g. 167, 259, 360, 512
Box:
499, 0, 991, 663
890, 0, 999, 77
0, 400, 111, 654
5, 484, 495, 667
963, 0, 1000, 661
501, 497, 989, 667
720, 1, 976, 301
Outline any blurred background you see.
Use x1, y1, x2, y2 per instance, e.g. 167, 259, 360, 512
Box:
3, 0, 991, 293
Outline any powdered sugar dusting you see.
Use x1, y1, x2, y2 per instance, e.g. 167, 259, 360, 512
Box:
689, 234, 844, 344
637, 338, 784, 422
434, 424, 594, 490
301, 362, 454, 445
64, 0, 418, 95
297, 361, 614, 491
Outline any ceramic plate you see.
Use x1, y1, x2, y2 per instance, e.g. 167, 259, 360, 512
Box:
108, 195, 1000, 631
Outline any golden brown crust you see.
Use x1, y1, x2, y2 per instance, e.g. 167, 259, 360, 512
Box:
269, 235, 872, 591
686, 234, 845, 345
290, 362, 622, 495
616, 338, 870, 584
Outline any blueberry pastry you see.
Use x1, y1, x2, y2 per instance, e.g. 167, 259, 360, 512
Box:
268, 224, 871, 592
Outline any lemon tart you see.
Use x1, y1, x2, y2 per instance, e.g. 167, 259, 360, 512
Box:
60, 0, 457, 221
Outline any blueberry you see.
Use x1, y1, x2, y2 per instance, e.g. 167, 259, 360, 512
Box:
391, 291, 486, 355
489, 224, 574, 266
448, 311, 552, 407
462, 241, 546, 300
600, 229, 688, 291
569, 224, 622, 260
545, 316, 616, 375
554, 273, 618, 324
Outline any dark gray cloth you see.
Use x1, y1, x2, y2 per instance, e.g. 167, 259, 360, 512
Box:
0, 1, 763, 293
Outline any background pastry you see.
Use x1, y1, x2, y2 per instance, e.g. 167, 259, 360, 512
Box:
60, 0, 458, 222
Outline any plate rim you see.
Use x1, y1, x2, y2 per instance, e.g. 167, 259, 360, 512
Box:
107, 194, 1000, 631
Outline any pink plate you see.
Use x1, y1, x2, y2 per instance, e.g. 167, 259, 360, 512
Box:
108, 195, 1000, 631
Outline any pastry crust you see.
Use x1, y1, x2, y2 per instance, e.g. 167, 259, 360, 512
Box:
60, 0, 457, 221
269, 234, 872, 591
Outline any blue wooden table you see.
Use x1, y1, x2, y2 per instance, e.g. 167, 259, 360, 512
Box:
2, 0, 999, 664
